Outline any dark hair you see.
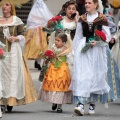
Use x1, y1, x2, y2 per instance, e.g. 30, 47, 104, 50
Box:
56, 32, 67, 43
62, 0, 78, 14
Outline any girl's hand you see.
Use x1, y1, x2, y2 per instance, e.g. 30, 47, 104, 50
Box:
91, 41, 97, 46
8, 36, 19, 42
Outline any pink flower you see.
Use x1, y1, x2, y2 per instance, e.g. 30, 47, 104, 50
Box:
0, 48, 4, 56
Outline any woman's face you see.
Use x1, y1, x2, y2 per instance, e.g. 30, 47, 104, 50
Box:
85, 0, 97, 13
2, 3, 12, 14
55, 37, 65, 48
65, 4, 77, 18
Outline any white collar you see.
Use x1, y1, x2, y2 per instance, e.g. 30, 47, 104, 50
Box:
0, 16, 23, 27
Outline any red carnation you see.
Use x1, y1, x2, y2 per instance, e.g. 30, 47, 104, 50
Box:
51, 17, 57, 22
0, 48, 4, 59
95, 30, 106, 41
44, 50, 54, 58
46, 16, 62, 29
55, 16, 62, 21
0, 48, 4, 55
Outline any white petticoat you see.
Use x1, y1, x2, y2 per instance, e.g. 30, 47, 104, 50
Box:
69, 38, 110, 97
0, 42, 25, 99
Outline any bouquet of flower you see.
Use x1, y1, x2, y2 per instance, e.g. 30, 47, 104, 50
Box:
39, 50, 55, 82
43, 16, 63, 34
47, 17, 57, 29
0, 48, 5, 59
94, 30, 106, 41
81, 30, 106, 53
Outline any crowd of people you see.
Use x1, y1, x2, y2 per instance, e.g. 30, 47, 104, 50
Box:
0, 0, 120, 118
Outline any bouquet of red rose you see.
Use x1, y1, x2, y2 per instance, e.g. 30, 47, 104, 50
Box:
81, 30, 106, 53
0, 48, 5, 59
39, 50, 55, 82
47, 17, 57, 28
44, 50, 55, 60
43, 16, 63, 34
94, 30, 106, 41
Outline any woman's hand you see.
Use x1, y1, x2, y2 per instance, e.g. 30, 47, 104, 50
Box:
91, 41, 97, 46
109, 38, 115, 43
75, 11, 79, 22
8, 36, 19, 42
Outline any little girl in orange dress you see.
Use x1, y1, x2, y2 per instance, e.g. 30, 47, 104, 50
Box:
38, 32, 73, 113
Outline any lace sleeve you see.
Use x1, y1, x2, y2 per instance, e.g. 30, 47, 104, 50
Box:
73, 22, 83, 51
67, 52, 73, 65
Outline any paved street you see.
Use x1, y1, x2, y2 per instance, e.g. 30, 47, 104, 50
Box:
2, 60, 120, 120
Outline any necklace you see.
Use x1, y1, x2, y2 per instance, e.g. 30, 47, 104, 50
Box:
4, 15, 11, 21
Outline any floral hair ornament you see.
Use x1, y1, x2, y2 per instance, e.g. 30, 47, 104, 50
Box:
0, 0, 30, 15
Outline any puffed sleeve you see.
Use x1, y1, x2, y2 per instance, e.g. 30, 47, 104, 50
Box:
73, 22, 83, 51
17, 24, 25, 51
66, 52, 74, 75
17, 24, 25, 35
102, 25, 111, 43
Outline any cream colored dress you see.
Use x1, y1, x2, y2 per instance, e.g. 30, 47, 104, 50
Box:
0, 16, 37, 106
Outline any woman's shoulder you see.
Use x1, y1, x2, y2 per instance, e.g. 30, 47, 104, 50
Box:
13, 16, 23, 24
78, 13, 87, 23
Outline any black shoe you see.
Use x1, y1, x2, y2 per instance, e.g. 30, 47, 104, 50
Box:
37, 64, 42, 70
1, 105, 6, 113
52, 103, 57, 110
34, 61, 38, 68
7, 106, 13, 112
57, 108, 62, 113
34, 61, 41, 70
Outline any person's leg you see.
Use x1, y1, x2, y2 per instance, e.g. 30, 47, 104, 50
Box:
74, 97, 86, 116
52, 103, 57, 111
88, 94, 96, 115
88, 102, 95, 115
34, 59, 41, 70
0, 106, 2, 118
57, 104, 62, 113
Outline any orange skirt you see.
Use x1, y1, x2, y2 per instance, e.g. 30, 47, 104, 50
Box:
42, 62, 71, 92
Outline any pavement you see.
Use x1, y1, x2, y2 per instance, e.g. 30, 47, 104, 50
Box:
1, 60, 120, 120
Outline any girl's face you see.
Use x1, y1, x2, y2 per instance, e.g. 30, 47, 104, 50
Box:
2, 3, 12, 14
85, 0, 97, 13
55, 37, 65, 48
65, 4, 77, 18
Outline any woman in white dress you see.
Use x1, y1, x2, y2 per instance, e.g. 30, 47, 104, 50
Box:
69, 0, 111, 116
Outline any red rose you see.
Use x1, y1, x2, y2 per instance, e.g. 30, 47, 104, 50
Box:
55, 16, 62, 21
0, 48, 4, 55
44, 50, 54, 58
51, 17, 57, 22
95, 30, 106, 41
